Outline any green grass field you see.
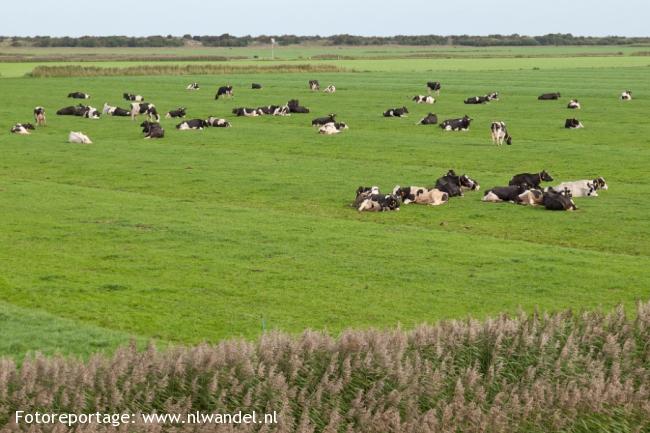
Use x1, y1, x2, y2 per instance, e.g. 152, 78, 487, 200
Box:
1, 48, 649, 359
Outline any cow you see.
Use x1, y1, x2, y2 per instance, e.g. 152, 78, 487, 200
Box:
56, 105, 87, 116
417, 113, 438, 125
215, 85, 233, 99
102, 103, 130, 116
287, 99, 310, 113
490, 121, 512, 145
123, 93, 144, 102
353, 186, 381, 208
258, 105, 290, 116
392, 186, 425, 204
508, 170, 553, 189
551, 177, 608, 197
516, 188, 544, 206
464, 95, 489, 104
542, 188, 577, 211
232, 107, 262, 117
312, 114, 336, 126
10, 123, 32, 135
141, 121, 164, 139
206, 117, 231, 127
426, 81, 441, 95
621, 90, 632, 100
319, 122, 348, 135
486, 92, 499, 101
68, 131, 92, 144
440, 115, 472, 131
383, 107, 409, 117
130, 103, 159, 122
323, 85, 336, 93
393, 186, 448, 206
82, 106, 101, 119
565, 118, 583, 129
358, 194, 401, 212
482, 184, 528, 203
165, 107, 187, 119
186, 82, 200, 90
413, 95, 435, 104
252, 83, 262, 89
176, 119, 208, 130
309, 80, 320, 91
33, 106, 46, 126
538, 92, 561, 100
435, 170, 480, 197
68, 92, 89, 99
567, 99, 581, 109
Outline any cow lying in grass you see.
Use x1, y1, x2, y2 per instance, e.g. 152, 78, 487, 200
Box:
440, 115, 472, 131
542, 188, 577, 211
68, 131, 92, 144
413, 95, 435, 104
357, 194, 401, 212
551, 177, 608, 197
68, 91, 89, 99
435, 170, 480, 197
177, 119, 208, 130
565, 118, 584, 129
206, 117, 231, 127
509, 170, 553, 190
319, 122, 348, 135
165, 107, 187, 119
141, 121, 164, 139
383, 107, 408, 117
393, 186, 448, 206
417, 113, 438, 125
287, 99, 309, 113
123, 93, 144, 102
312, 114, 337, 126
11, 123, 34, 135
232, 107, 262, 117
102, 103, 131, 116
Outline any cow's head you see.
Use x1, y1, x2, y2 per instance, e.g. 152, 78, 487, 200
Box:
506, 135, 512, 145
540, 170, 553, 182
402, 107, 409, 113
460, 174, 480, 191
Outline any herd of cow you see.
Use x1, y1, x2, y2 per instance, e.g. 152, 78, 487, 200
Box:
354, 169, 608, 212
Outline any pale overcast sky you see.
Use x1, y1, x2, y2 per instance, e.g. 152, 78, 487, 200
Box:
2, 0, 647, 37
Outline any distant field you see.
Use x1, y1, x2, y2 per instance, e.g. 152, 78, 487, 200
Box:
0, 47, 649, 359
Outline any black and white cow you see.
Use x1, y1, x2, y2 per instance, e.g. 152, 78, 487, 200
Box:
357, 194, 401, 212
567, 99, 581, 109
186, 82, 200, 90
542, 188, 577, 211
165, 107, 187, 118
140, 121, 164, 139
258, 105, 290, 116
123, 93, 144, 102
81, 106, 101, 119
312, 114, 337, 126
33, 106, 46, 126
426, 81, 441, 95
232, 107, 262, 117
323, 85, 336, 93
287, 99, 310, 113
417, 113, 438, 125
68, 91, 89, 99
508, 170, 553, 189
538, 92, 561, 100
10, 123, 33, 135
177, 119, 208, 130
319, 122, 348, 135
383, 107, 409, 117
413, 95, 435, 104
486, 92, 499, 101
440, 115, 472, 131
435, 170, 480, 197
482, 184, 528, 203
309, 80, 320, 91
102, 103, 131, 116
552, 177, 608, 197
565, 118, 584, 129
516, 188, 544, 206
206, 117, 231, 127
621, 90, 632, 100
215, 86, 233, 99
464, 95, 489, 104
490, 121, 512, 145
130, 103, 160, 121
252, 83, 262, 89
353, 186, 380, 208
56, 105, 87, 116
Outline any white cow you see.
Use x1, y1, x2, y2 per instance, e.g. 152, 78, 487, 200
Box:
552, 177, 608, 197
68, 131, 92, 144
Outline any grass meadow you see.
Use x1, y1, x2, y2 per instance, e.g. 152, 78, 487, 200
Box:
0, 48, 649, 361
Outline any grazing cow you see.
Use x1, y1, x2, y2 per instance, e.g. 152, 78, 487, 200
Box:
565, 118, 584, 129
312, 114, 337, 126
186, 82, 200, 90
621, 90, 632, 100
516, 188, 544, 206
490, 121, 512, 145
68, 131, 92, 144
323, 85, 336, 93
131, 103, 159, 121
417, 113, 438, 125
358, 194, 401, 212
33, 106, 46, 126
482, 184, 528, 203
542, 188, 577, 211
102, 103, 129, 116
413, 95, 435, 104
435, 170, 480, 197
383, 107, 409, 117
287, 99, 310, 113
56, 105, 87, 116
319, 122, 348, 135
252, 83, 262, 89
440, 115, 472, 131
567, 99, 581, 109
206, 117, 231, 127
552, 177, 608, 197
232, 107, 262, 117
538, 92, 561, 100
509, 170, 553, 189
353, 186, 381, 208
486, 92, 499, 101
309, 80, 320, 91
176, 119, 208, 130
68, 91, 89, 99
464, 95, 489, 104
426, 81, 441, 95
123, 93, 144, 102
140, 121, 164, 139
165, 107, 187, 118
10, 123, 32, 135
215, 85, 234, 99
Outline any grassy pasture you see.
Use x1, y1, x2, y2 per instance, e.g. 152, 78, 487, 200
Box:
0, 53, 649, 359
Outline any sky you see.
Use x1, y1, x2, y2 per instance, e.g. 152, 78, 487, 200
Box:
1, 0, 648, 37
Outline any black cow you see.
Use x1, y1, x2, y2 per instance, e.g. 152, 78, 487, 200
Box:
309, 80, 320, 91
68, 92, 89, 99
427, 81, 441, 94
165, 107, 186, 119
33, 106, 46, 126
435, 170, 480, 197
177, 119, 208, 130
543, 188, 577, 211
56, 105, 87, 116
464, 95, 489, 104
252, 83, 262, 89
287, 99, 310, 113
123, 93, 144, 102
508, 170, 553, 189
565, 118, 584, 129
312, 114, 336, 126
141, 121, 164, 139
383, 107, 409, 117
417, 113, 438, 125
215, 86, 233, 99
538, 92, 561, 100
482, 184, 528, 203
112, 107, 131, 116
440, 115, 472, 131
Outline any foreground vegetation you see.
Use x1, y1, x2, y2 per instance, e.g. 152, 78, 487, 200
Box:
2, 303, 650, 432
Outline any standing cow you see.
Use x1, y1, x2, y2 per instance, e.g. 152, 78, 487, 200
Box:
490, 121, 512, 145
33, 106, 46, 126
